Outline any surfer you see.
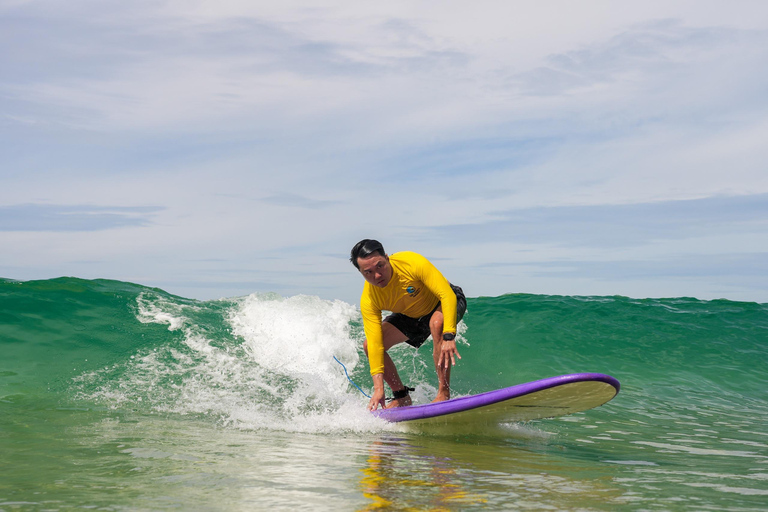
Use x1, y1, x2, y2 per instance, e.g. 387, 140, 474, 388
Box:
350, 239, 467, 411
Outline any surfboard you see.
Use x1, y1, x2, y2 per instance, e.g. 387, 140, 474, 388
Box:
373, 373, 620, 427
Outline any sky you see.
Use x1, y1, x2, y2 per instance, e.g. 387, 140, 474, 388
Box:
2, 0, 767, 304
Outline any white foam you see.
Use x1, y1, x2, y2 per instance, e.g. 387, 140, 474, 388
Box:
81, 291, 401, 434
228, 293, 361, 391
135, 292, 191, 331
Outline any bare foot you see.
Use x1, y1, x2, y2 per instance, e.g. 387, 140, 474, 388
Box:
431, 391, 450, 403
385, 395, 412, 408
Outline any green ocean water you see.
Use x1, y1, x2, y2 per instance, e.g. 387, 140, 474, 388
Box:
1, 277, 767, 511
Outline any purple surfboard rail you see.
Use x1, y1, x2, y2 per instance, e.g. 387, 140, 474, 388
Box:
373, 373, 620, 423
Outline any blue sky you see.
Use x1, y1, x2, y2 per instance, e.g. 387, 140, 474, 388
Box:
2, 1, 767, 303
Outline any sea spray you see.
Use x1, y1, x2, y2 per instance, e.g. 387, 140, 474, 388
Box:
71, 288, 386, 432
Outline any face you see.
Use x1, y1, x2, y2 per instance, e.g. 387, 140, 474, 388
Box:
357, 254, 392, 288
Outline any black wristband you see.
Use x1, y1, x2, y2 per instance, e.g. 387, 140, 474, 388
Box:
442, 333, 455, 341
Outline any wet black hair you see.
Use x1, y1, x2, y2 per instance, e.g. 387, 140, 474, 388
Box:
350, 239, 386, 269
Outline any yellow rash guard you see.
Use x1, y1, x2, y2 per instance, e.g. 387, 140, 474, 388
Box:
360, 251, 458, 376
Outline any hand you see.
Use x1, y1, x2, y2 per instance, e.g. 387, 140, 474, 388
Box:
439, 339, 461, 368
368, 387, 386, 411
368, 374, 386, 411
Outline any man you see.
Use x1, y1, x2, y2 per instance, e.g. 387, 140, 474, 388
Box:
350, 239, 467, 411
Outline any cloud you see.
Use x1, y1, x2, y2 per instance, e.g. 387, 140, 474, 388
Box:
474, 252, 768, 301
424, 194, 768, 248
514, 19, 723, 95
0, 3, 470, 133
2, 2, 768, 302
483, 252, 768, 280
0, 204, 163, 232
259, 193, 344, 209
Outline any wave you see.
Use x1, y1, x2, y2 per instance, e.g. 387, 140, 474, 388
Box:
2, 277, 766, 434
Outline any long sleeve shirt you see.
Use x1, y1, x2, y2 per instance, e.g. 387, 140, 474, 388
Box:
360, 251, 457, 376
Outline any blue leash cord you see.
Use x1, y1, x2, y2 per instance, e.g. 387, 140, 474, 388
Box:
333, 355, 371, 398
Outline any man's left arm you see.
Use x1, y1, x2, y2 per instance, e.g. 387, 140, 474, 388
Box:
417, 256, 458, 335
415, 255, 460, 367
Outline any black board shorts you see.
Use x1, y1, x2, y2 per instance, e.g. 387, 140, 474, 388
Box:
383, 284, 467, 349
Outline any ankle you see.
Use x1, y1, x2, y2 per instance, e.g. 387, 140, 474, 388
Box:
392, 386, 415, 400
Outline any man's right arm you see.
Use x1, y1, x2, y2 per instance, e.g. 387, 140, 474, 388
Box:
361, 298, 386, 377
369, 374, 386, 411
361, 299, 387, 410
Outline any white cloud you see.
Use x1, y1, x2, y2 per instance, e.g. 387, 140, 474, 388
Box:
1, 0, 767, 302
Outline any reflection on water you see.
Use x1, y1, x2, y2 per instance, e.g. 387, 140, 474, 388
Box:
359, 437, 485, 510
357, 432, 625, 511
3, 402, 767, 511
3, 404, 622, 511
